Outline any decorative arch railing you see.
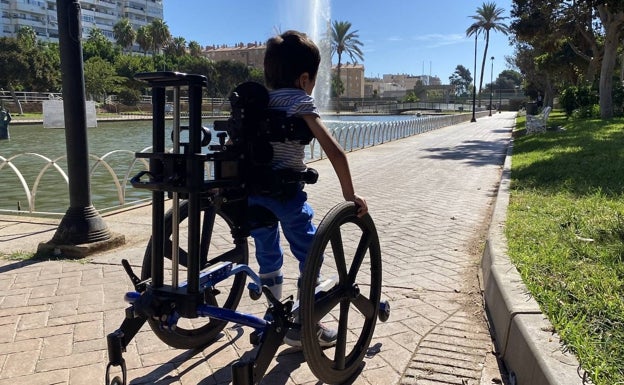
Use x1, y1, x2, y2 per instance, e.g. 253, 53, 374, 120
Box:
0, 112, 488, 215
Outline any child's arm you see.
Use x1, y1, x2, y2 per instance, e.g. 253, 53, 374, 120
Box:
302, 115, 368, 217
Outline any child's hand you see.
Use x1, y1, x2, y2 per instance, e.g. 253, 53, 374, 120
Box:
352, 194, 368, 217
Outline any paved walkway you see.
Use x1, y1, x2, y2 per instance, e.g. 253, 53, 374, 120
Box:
0, 112, 515, 385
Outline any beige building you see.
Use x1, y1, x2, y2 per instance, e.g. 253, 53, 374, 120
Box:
203, 43, 266, 69
334, 63, 364, 98
201, 44, 367, 99
0, 0, 163, 44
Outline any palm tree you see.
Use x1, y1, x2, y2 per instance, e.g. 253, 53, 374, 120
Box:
188, 41, 203, 57
330, 20, 363, 113
136, 25, 152, 55
164, 36, 187, 57
113, 18, 136, 53
466, 2, 508, 107
149, 19, 171, 54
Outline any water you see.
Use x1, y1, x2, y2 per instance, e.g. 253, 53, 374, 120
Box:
0, 115, 412, 215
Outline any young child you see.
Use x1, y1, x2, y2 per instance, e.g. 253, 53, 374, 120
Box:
248, 30, 368, 347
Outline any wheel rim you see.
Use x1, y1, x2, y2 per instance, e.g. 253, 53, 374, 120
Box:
141, 199, 248, 349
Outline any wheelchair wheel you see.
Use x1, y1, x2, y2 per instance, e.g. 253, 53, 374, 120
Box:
300, 202, 382, 384
141, 199, 248, 349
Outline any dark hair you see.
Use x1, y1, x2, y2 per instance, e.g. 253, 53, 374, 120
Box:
264, 30, 321, 89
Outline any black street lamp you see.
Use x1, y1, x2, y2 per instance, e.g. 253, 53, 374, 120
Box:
499, 83, 502, 113
38, 0, 123, 257
489, 56, 494, 116
471, 33, 477, 123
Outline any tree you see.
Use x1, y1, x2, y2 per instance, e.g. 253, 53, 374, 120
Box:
83, 28, 120, 63
136, 25, 152, 54
188, 41, 203, 57
113, 18, 136, 53
84, 56, 122, 102
27, 41, 61, 92
330, 20, 363, 113
0, 37, 28, 114
149, 19, 171, 54
510, 0, 624, 119
449, 65, 473, 97
214, 60, 251, 97
510, 1, 593, 109
114, 54, 154, 92
16, 26, 37, 51
495, 69, 522, 91
164, 36, 187, 57
466, 2, 509, 107
595, 3, 624, 118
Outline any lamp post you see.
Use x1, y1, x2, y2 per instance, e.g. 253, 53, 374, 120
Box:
38, 0, 124, 257
489, 56, 494, 116
499, 83, 502, 113
471, 33, 477, 122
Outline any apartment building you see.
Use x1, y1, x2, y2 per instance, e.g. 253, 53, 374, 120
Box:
0, 0, 162, 43
203, 42, 266, 69
334, 63, 364, 99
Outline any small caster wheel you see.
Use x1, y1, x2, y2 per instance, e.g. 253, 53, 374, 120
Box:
248, 283, 262, 300
110, 376, 124, 385
378, 300, 390, 322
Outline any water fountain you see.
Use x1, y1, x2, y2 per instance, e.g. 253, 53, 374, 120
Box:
280, 0, 332, 110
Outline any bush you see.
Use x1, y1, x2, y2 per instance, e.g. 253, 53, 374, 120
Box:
559, 85, 599, 117
612, 81, 624, 117
572, 104, 600, 119
117, 88, 141, 106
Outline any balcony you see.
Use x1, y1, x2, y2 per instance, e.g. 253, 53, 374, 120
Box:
11, 1, 45, 13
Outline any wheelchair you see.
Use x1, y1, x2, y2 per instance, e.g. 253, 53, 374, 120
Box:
105, 72, 390, 385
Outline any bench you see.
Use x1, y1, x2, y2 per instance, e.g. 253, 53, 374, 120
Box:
526, 106, 552, 134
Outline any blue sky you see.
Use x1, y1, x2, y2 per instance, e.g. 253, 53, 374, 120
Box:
163, 0, 515, 84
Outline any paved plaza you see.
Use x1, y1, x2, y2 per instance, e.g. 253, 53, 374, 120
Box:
0, 112, 515, 385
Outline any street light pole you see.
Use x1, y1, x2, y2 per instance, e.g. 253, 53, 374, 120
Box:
38, 0, 123, 257
471, 33, 477, 122
489, 56, 494, 117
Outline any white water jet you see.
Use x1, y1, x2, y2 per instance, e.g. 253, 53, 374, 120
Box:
279, 0, 332, 111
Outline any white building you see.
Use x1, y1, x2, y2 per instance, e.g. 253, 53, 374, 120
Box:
0, 0, 162, 43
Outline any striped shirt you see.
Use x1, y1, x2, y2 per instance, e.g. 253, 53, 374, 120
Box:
268, 88, 320, 171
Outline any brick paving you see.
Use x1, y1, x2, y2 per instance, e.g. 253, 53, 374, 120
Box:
0, 112, 514, 385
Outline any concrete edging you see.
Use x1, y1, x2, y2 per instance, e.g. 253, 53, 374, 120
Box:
481, 141, 586, 385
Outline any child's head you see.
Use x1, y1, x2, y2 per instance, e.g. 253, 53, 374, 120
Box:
264, 30, 321, 91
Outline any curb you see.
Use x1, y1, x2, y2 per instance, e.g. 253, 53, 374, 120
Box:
481, 140, 587, 385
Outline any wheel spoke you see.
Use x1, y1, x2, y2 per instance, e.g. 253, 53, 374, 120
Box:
311, 286, 343, 324
352, 292, 376, 319
206, 246, 246, 267
348, 230, 372, 282
330, 227, 347, 282
199, 207, 217, 266
334, 300, 350, 370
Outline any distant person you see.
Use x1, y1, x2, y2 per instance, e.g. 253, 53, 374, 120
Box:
249, 30, 368, 347
0, 106, 11, 140
537, 92, 543, 108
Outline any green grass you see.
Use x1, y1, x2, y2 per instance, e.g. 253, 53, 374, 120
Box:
507, 111, 624, 385
0, 251, 35, 261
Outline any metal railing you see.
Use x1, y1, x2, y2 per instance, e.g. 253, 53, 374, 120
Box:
0, 112, 489, 216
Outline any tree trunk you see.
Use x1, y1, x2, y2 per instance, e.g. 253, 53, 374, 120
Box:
597, 5, 624, 119
478, 31, 490, 108
335, 54, 342, 114
7, 83, 23, 115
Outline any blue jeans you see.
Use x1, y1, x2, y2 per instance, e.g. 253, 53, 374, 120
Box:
249, 189, 316, 275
